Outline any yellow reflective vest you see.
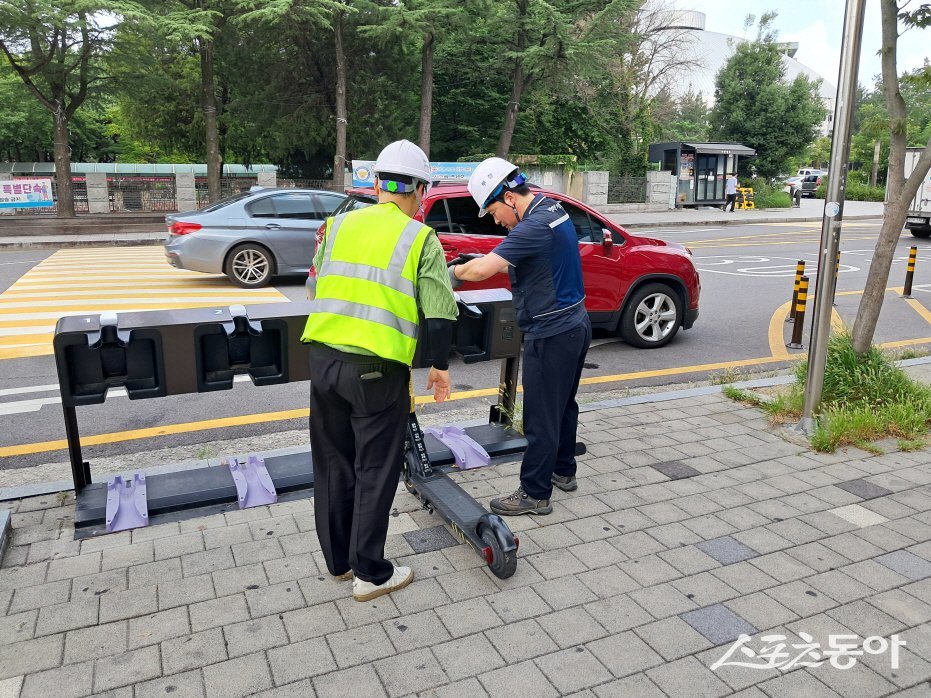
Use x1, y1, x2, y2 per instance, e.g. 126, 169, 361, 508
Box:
301, 203, 431, 365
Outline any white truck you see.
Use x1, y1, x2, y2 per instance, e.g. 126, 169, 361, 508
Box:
904, 147, 931, 238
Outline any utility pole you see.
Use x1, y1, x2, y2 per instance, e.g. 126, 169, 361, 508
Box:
799, 0, 866, 433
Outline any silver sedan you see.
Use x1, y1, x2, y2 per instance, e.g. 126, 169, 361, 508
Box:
164, 187, 346, 288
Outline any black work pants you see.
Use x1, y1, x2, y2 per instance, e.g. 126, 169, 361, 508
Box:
724, 193, 737, 212
519, 319, 591, 500
308, 344, 410, 585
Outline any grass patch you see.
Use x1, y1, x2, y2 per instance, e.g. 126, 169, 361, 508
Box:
748, 178, 792, 209
722, 386, 766, 406
898, 438, 927, 452
740, 332, 931, 452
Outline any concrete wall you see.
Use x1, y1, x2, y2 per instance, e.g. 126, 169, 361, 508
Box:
647, 171, 676, 209
175, 173, 196, 212
85, 172, 109, 214
257, 172, 276, 188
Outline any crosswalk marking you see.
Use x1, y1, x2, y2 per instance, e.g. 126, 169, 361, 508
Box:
0, 247, 292, 360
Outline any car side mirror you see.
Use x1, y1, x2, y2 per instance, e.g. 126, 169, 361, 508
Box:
602, 229, 613, 254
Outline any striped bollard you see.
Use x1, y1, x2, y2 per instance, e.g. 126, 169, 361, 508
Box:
787, 260, 805, 323
903, 246, 918, 298
787, 276, 809, 349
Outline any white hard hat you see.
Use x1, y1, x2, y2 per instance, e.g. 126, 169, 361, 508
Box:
373, 140, 432, 192
468, 157, 526, 217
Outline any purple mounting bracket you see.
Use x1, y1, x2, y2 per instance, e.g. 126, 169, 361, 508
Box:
105, 473, 149, 533
424, 426, 491, 470
227, 455, 278, 509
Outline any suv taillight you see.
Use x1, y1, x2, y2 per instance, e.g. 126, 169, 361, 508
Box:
169, 221, 202, 236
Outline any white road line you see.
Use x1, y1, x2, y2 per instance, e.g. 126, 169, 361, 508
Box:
0, 383, 59, 397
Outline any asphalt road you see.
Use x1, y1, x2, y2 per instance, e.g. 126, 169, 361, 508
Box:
2, 217, 930, 476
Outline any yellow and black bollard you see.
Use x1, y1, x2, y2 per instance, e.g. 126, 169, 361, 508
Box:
787, 276, 809, 349
787, 260, 805, 323
902, 246, 918, 299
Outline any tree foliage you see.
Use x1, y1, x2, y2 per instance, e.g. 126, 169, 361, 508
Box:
708, 13, 825, 179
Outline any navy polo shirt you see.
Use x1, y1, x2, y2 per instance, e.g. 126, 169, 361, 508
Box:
492, 195, 587, 339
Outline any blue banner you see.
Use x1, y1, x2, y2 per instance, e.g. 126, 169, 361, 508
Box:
0, 178, 54, 209
351, 161, 478, 189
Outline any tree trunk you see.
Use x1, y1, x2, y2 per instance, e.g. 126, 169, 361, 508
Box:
199, 37, 222, 204
870, 139, 880, 187
53, 103, 75, 218
332, 10, 348, 191
496, 0, 528, 158
851, 0, 931, 354
418, 32, 434, 158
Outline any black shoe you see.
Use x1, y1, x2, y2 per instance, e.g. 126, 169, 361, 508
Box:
551, 473, 578, 492
490, 487, 552, 516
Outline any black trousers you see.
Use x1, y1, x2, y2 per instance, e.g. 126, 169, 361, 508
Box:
308, 344, 410, 585
519, 319, 591, 500
724, 193, 737, 212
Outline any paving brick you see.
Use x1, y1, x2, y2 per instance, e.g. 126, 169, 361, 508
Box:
180, 547, 236, 578
695, 535, 759, 566
64, 621, 127, 664
213, 563, 268, 598
671, 571, 740, 607
158, 573, 215, 610
432, 633, 506, 682
19, 660, 92, 698
638, 501, 690, 525
591, 673, 667, 698
826, 600, 906, 637
646, 655, 731, 697
569, 540, 627, 570
128, 606, 190, 649
223, 614, 289, 657
765, 581, 839, 617
0, 610, 36, 647
313, 665, 387, 698
532, 576, 598, 611
647, 522, 703, 548
435, 597, 502, 638
131, 522, 181, 543
135, 670, 205, 698
841, 559, 912, 591
835, 479, 894, 500
586, 630, 663, 678
565, 516, 619, 542
9, 579, 70, 614
402, 526, 459, 554
748, 551, 816, 583
129, 559, 183, 589
486, 586, 551, 623
202, 651, 274, 698
100, 542, 155, 573
282, 601, 345, 642
189, 593, 250, 632
535, 645, 613, 694
765, 519, 826, 545
154, 532, 205, 561
608, 531, 665, 558
806, 569, 873, 604
0, 634, 63, 681
203, 523, 252, 549
34, 597, 99, 636
784, 542, 852, 573
757, 671, 843, 698
868, 588, 931, 626
525, 524, 584, 551
485, 618, 559, 662
297, 572, 353, 606
534, 606, 606, 649
326, 623, 396, 669
267, 636, 337, 684
874, 550, 931, 580
854, 524, 917, 553
477, 659, 558, 698
381, 609, 449, 653
525, 548, 588, 580
619, 554, 681, 587
373, 647, 448, 696
650, 461, 701, 480
231, 538, 285, 567
263, 553, 316, 585
245, 580, 305, 617
829, 504, 889, 528
435, 568, 500, 602
680, 604, 758, 645
634, 616, 712, 661
93, 645, 161, 692
160, 628, 227, 675
806, 661, 898, 698
629, 583, 698, 619
577, 565, 640, 599
583, 594, 653, 634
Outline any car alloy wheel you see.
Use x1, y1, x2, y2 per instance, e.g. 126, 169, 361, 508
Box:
620, 282, 682, 348
225, 243, 273, 288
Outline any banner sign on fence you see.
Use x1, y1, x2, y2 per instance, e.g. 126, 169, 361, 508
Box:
0, 178, 54, 209
352, 161, 478, 189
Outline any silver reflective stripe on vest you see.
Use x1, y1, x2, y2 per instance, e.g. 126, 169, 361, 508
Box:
308, 298, 419, 338
318, 214, 424, 298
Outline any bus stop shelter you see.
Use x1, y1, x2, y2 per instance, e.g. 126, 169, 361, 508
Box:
648, 142, 756, 207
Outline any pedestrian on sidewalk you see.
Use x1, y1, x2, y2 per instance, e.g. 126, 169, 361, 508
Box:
724, 172, 739, 212
452, 157, 591, 516
302, 140, 458, 601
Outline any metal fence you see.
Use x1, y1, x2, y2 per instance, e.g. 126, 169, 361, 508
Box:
195, 177, 257, 208
8, 177, 89, 215
109, 178, 177, 212
607, 176, 647, 204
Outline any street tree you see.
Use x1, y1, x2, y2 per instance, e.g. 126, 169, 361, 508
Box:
851, 0, 931, 354
0, 1, 123, 217
708, 13, 825, 179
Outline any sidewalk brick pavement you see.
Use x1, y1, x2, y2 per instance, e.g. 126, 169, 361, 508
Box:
1, 391, 929, 697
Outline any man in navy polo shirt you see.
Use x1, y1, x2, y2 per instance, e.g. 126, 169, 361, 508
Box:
451, 157, 591, 515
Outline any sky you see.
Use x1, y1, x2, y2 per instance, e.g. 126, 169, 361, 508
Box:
668, 0, 929, 91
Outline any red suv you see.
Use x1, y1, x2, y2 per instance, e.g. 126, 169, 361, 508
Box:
312, 184, 700, 348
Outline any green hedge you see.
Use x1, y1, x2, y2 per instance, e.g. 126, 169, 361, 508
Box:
814, 179, 886, 201
748, 178, 791, 209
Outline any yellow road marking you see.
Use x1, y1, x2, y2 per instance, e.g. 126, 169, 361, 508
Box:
904, 297, 931, 326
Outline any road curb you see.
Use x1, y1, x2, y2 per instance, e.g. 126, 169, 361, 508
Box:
0, 237, 164, 250
0, 509, 10, 565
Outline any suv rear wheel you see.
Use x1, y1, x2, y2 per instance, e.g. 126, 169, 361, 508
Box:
620, 282, 682, 348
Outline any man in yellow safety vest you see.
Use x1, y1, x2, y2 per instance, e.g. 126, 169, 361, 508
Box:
302, 140, 458, 602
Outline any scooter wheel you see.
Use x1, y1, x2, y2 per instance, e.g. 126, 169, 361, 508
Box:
403, 478, 417, 496
481, 529, 517, 579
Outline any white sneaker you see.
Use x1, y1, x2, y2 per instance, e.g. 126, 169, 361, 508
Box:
352, 565, 414, 602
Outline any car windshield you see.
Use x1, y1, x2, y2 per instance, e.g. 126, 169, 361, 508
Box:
333, 194, 376, 216
197, 191, 254, 213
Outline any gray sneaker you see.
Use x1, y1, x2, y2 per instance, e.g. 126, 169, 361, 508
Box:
490, 487, 552, 516
551, 473, 578, 492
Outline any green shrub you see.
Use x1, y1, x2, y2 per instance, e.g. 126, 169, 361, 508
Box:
747, 178, 791, 209
814, 178, 885, 202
